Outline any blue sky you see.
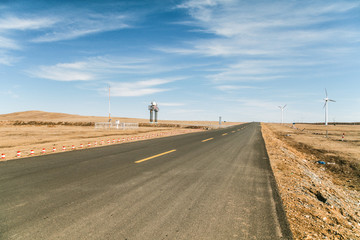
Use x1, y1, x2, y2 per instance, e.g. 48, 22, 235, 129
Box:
1, 0, 359, 122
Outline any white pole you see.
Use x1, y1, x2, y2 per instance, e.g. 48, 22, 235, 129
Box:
325, 102, 328, 125
108, 85, 111, 121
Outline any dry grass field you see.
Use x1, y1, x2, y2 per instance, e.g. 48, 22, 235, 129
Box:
262, 123, 360, 239
0, 111, 240, 161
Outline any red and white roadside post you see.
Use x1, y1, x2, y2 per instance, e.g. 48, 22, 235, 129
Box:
52, 147, 56, 152
17, 151, 21, 157
42, 148, 46, 154
95, 141, 98, 146
1, 153, 5, 159
80, 144, 83, 148
62, 146, 66, 151
342, 133, 345, 141
30, 150, 34, 155
88, 142, 91, 147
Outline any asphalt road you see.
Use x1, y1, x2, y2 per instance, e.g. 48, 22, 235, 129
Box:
0, 122, 292, 239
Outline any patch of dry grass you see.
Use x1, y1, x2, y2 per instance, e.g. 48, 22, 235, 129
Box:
262, 123, 360, 239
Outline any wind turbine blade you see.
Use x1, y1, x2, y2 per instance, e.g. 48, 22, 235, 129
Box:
323, 102, 327, 108
278, 106, 282, 109
329, 99, 336, 102
283, 104, 287, 108
325, 88, 328, 97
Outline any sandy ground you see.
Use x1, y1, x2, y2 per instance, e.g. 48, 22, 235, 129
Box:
0, 111, 240, 161
262, 123, 360, 239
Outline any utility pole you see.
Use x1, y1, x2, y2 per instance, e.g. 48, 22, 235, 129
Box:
108, 85, 111, 122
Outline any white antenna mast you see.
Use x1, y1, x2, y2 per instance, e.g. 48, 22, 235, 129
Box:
278, 104, 287, 124
108, 85, 111, 122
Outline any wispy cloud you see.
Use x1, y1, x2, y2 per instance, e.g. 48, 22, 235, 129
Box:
109, 79, 176, 97
32, 13, 131, 43
0, 15, 56, 31
0, 8, 136, 65
164, 0, 360, 87
28, 56, 161, 81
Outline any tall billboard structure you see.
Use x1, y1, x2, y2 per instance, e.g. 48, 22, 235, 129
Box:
148, 101, 159, 123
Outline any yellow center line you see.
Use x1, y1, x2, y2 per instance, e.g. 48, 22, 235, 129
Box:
201, 137, 214, 142
222, 133, 228, 136
135, 149, 176, 163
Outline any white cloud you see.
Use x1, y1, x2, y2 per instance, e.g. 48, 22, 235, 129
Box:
32, 65, 95, 81
32, 13, 131, 43
167, 0, 360, 86
0, 36, 20, 50
28, 56, 162, 81
0, 10, 134, 65
110, 79, 175, 97
0, 53, 21, 66
0, 15, 56, 30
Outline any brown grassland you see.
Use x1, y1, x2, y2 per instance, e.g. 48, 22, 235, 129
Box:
0, 111, 239, 161
262, 123, 360, 239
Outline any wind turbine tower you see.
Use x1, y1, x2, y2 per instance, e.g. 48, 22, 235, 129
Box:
278, 104, 287, 124
323, 89, 336, 125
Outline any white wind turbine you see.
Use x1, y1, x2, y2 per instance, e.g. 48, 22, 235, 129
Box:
323, 89, 336, 125
278, 104, 287, 124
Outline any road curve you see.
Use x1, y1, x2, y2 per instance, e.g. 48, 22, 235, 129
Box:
0, 122, 292, 239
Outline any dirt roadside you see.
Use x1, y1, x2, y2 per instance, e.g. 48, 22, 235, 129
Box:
261, 123, 360, 239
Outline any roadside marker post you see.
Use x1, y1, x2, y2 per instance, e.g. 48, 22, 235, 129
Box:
342, 133, 345, 141
88, 142, 91, 147
42, 148, 46, 154
30, 150, 34, 155
80, 144, 83, 148
107, 140, 110, 144
122, 138, 125, 142
17, 151, 21, 157
53, 147, 56, 152
62, 146, 66, 151
1, 153, 5, 159
72, 145, 75, 150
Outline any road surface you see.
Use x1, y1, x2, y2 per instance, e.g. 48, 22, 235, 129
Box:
0, 122, 292, 239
